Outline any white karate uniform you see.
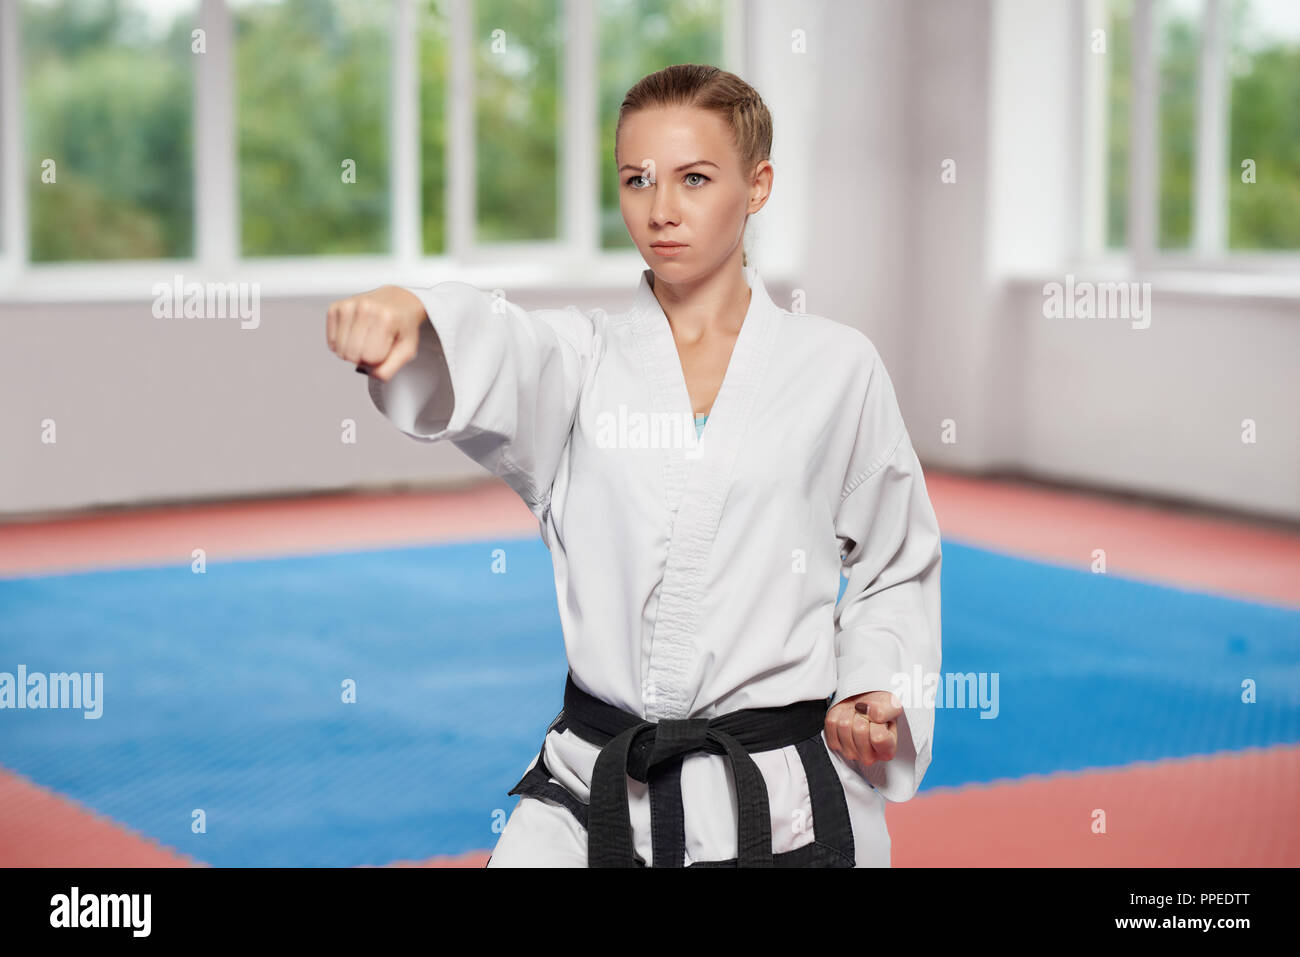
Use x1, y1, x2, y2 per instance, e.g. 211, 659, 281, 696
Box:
367, 265, 943, 867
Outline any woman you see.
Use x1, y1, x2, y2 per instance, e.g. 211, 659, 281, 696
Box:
325, 64, 942, 867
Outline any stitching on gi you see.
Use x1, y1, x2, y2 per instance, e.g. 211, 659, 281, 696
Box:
493, 439, 550, 512
813, 840, 858, 867
839, 428, 906, 504
647, 776, 661, 867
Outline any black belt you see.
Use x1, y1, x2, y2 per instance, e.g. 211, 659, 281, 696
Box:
507, 672, 857, 868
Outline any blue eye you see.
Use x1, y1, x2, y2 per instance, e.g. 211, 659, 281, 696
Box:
624, 172, 710, 188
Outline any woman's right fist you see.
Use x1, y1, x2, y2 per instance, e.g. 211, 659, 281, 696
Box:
326, 285, 428, 381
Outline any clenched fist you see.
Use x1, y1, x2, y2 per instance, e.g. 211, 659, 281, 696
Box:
326, 285, 428, 381
824, 690, 902, 773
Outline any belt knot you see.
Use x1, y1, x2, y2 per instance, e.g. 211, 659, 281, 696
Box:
646, 716, 711, 768
624, 717, 714, 781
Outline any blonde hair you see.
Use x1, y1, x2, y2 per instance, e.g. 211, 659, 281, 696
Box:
616, 64, 773, 267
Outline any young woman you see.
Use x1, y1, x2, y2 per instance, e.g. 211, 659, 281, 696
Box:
326, 64, 942, 867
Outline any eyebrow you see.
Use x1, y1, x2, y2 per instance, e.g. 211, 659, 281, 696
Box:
617, 160, 720, 174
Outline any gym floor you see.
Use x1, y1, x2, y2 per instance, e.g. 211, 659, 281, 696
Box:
1, 470, 1296, 867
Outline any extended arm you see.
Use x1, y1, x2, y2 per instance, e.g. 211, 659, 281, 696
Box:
367, 281, 599, 516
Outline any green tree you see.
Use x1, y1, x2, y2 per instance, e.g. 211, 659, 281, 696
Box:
236, 0, 391, 256
1227, 0, 1300, 249
473, 0, 561, 242
25, 0, 195, 262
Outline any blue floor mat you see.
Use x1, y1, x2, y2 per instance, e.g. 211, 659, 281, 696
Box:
1, 538, 1296, 865
918, 542, 1299, 789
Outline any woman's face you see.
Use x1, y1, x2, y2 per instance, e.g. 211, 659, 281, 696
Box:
617, 105, 770, 282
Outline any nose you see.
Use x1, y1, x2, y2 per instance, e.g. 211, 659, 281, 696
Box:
649, 182, 680, 229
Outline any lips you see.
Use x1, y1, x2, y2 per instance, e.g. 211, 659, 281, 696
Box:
650, 242, 686, 248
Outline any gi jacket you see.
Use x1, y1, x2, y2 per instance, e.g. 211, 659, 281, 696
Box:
367, 265, 943, 864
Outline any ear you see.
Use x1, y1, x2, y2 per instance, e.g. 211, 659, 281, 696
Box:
749, 159, 774, 213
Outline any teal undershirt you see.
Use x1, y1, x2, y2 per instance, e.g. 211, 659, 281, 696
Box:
694, 412, 708, 440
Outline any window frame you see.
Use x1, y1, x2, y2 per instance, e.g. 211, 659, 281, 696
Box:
0, 0, 743, 302
1078, 0, 1300, 273
0, 0, 22, 286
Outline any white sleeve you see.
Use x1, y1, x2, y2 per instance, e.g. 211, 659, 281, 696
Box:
830, 343, 943, 804
366, 281, 599, 516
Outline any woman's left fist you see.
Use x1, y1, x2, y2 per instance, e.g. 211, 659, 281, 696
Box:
824, 690, 902, 771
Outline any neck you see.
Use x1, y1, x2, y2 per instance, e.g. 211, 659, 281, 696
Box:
651, 262, 752, 343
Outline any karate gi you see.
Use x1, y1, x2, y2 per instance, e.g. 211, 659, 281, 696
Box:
366, 265, 943, 867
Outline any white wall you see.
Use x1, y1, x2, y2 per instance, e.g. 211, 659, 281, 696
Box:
969, 0, 1298, 521
0, 285, 629, 518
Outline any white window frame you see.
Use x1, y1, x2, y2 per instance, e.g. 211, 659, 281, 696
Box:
1078, 0, 1300, 274
0, 0, 22, 289
0, 0, 744, 302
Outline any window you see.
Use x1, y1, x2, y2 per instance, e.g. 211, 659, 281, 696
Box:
2, 0, 734, 292
473, 0, 561, 243
1156, 0, 1199, 250
1104, 0, 1133, 249
232, 0, 393, 256
22, 0, 199, 263
1095, 0, 1300, 263
418, 0, 449, 255
1226, 0, 1300, 249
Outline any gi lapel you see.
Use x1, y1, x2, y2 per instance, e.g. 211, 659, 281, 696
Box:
628, 265, 781, 719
